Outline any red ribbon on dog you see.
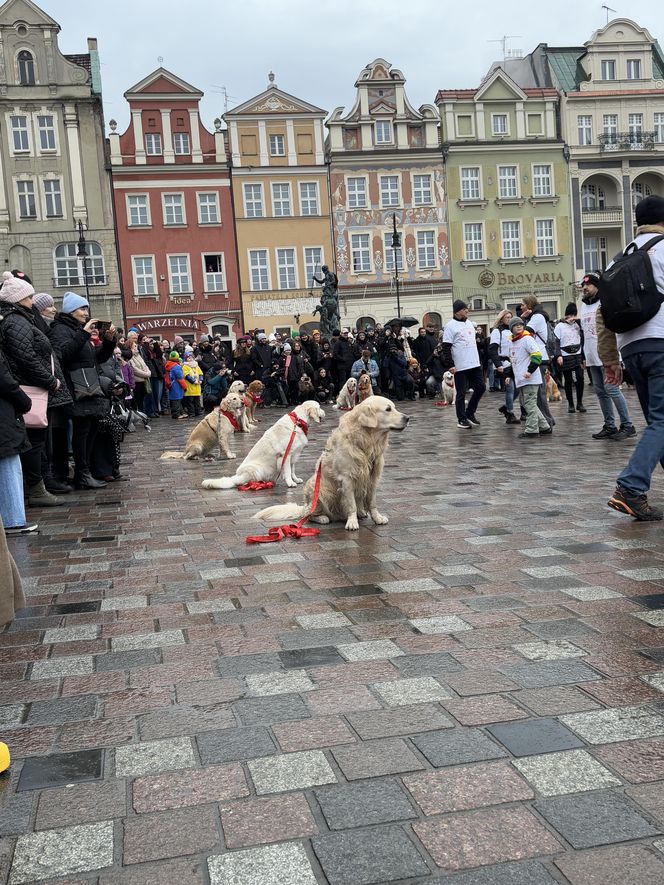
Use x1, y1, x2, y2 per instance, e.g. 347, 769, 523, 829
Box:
433, 401, 449, 407
220, 409, 241, 432
245, 459, 322, 544
238, 412, 307, 492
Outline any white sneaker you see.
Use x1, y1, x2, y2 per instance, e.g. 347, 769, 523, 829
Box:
5, 523, 39, 535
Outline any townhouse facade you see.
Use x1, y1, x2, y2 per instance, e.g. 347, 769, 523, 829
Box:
0, 0, 121, 320
327, 59, 452, 331
436, 68, 574, 330
223, 75, 333, 338
108, 67, 242, 346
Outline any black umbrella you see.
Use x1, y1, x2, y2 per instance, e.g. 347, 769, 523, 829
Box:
386, 316, 419, 328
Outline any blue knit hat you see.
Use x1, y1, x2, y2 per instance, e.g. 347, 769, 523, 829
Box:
62, 292, 89, 314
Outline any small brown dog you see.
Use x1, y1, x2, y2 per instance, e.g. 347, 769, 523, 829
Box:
183, 392, 244, 460
243, 380, 264, 428
545, 369, 562, 402
357, 373, 372, 402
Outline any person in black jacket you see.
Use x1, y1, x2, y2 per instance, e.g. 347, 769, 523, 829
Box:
48, 292, 116, 490
424, 345, 446, 398
250, 333, 273, 381
0, 348, 35, 532
332, 329, 358, 386
411, 325, 437, 367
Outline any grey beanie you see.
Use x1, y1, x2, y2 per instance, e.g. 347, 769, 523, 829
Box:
509, 316, 525, 331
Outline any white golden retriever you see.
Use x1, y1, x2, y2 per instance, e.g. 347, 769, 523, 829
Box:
333, 377, 357, 410
255, 395, 408, 531
184, 392, 244, 460
442, 371, 456, 405
201, 400, 325, 490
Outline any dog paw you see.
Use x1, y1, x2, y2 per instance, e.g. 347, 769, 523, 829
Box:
371, 511, 389, 525
311, 514, 329, 524
293, 476, 304, 484
227, 453, 237, 460
345, 515, 359, 531
357, 511, 368, 519
285, 480, 297, 488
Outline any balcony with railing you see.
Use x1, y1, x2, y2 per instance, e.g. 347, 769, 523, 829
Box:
599, 132, 656, 152
581, 205, 623, 225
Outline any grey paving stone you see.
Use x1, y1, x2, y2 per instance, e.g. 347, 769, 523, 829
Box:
618, 567, 664, 581
295, 612, 351, 628
208, 842, 317, 885
0, 793, 33, 836
17, 749, 103, 791
279, 628, 355, 650
0, 704, 24, 730
9, 820, 114, 883
394, 653, 464, 677
347, 705, 453, 740
410, 616, 473, 634
412, 728, 508, 767
377, 577, 441, 593
249, 749, 337, 793
513, 750, 622, 796
114, 737, 195, 777
560, 586, 623, 601
486, 718, 584, 757
111, 629, 185, 651
279, 647, 345, 669
372, 676, 452, 706
246, 669, 316, 696
43, 625, 99, 643
233, 694, 311, 727
315, 779, 417, 829
218, 653, 282, 676
513, 640, 586, 661
26, 695, 98, 727
94, 649, 160, 672
31, 655, 93, 680
312, 825, 430, 885
535, 791, 659, 848
336, 640, 404, 661
197, 726, 277, 764
523, 619, 598, 639
560, 706, 664, 744
499, 661, 602, 688
436, 859, 560, 884
332, 738, 424, 780
100, 595, 148, 610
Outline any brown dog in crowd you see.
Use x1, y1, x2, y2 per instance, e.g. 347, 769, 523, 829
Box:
357, 373, 373, 402
545, 369, 562, 402
243, 380, 264, 428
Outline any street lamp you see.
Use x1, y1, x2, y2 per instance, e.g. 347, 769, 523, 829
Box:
76, 219, 90, 300
390, 212, 402, 317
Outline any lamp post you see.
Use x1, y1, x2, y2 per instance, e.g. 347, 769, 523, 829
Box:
76, 219, 90, 300
391, 212, 402, 317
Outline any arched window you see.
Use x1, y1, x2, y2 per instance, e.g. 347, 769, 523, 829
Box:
356, 315, 376, 331
54, 242, 106, 287
632, 181, 653, 209
581, 183, 605, 211
17, 51, 35, 86
423, 311, 442, 330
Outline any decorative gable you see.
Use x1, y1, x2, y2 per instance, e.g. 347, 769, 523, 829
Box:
0, 0, 59, 29
124, 67, 203, 100
475, 69, 527, 102
227, 85, 325, 118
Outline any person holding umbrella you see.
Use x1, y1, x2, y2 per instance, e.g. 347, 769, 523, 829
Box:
442, 300, 486, 428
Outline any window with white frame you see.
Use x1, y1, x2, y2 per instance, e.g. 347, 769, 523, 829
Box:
577, 115, 592, 146
299, 182, 318, 216
10, 115, 29, 152
163, 193, 184, 225
43, 179, 62, 218
583, 236, 608, 271
532, 165, 552, 197
17, 50, 35, 86
501, 220, 521, 258
271, 182, 291, 217
416, 230, 437, 269
498, 165, 518, 199
127, 194, 149, 226
173, 132, 190, 155
383, 233, 403, 272
347, 176, 367, 208
351, 233, 371, 273
269, 134, 285, 156
491, 114, 508, 135
460, 167, 481, 200
380, 175, 400, 208
249, 249, 269, 290
132, 256, 156, 295
601, 59, 616, 80
463, 223, 484, 261
243, 183, 263, 218
54, 242, 105, 287
626, 59, 642, 80
303, 247, 323, 285
37, 114, 55, 151
168, 255, 191, 293
374, 120, 392, 144
276, 248, 297, 289
581, 183, 605, 211
197, 192, 219, 224
535, 219, 555, 257
603, 114, 618, 143
145, 133, 162, 155
203, 254, 225, 292
628, 113, 643, 140
17, 180, 36, 219
655, 113, 664, 143
413, 174, 432, 206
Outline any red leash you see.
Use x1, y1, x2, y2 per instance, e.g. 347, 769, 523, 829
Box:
245, 458, 322, 544
237, 412, 307, 492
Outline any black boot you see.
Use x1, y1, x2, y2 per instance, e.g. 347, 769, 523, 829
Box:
45, 476, 72, 494
505, 412, 520, 425
74, 471, 107, 490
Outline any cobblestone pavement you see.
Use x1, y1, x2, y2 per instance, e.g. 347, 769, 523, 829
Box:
2, 391, 664, 884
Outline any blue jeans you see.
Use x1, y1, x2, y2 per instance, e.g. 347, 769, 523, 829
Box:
617, 351, 664, 494
588, 365, 631, 429
454, 366, 486, 421
505, 377, 515, 412
0, 455, 26, 528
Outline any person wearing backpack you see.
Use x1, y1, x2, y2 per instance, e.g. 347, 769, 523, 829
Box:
519, 294, 555, 429
599, 195, 664, 520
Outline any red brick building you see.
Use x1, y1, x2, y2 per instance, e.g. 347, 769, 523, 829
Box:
108, 68, 242, 344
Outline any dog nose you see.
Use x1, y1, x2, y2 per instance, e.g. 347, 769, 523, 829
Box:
403, 415, 410, 423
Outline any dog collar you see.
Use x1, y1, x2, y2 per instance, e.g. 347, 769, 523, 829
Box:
248, 392, 262, 403
288, 411, 308, 437
220, 409, 241, 432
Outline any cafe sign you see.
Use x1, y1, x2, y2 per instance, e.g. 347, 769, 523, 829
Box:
132, 317, 204, 332
479, 270, 565, 289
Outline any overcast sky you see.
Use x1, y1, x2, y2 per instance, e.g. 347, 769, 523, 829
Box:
46, 1, 664, 131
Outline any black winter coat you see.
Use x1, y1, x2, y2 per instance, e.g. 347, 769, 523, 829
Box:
48, 313, 114, 418
0, 348, 31, 459
0, 303, 59, 393
332, 337, 358, 370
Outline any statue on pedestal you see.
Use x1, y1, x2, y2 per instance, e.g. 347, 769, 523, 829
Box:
312, 265, 340, 338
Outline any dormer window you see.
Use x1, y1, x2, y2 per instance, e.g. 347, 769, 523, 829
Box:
601, 59, 616, 81
374, 120, 393, 144
17, 50, 35, 86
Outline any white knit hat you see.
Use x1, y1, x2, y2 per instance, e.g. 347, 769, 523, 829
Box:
0, 270, 34, 304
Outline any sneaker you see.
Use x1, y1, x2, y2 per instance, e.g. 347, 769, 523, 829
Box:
457, 419, 472, 429
607, 485, 663, 521
518, 432, 540, 439
611, 424, 637, 440
576, 404, 587, 413
466, 415, 480, 426
505, 413, 520, 425
5, 523, 39, 535
568, 405, 576, 413
539, 427, 553, 435
592, 425, 618, 440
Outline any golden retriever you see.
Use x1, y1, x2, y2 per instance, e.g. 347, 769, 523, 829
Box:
545, 369, 562, 402
442, 371, 456, 405
333, 377, 357, 410
255, 395, 408, 530
243, 380, 264, 427
357, 374, 372, 402
183, 392, 244, 460
202, 400, 325, 489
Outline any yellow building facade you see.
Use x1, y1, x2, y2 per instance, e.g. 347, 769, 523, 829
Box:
224, 75, 333, 336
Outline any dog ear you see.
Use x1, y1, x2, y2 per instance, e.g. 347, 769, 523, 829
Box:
357, 406, 378, 429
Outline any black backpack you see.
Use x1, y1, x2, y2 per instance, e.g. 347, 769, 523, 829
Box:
598, 235, 664, 333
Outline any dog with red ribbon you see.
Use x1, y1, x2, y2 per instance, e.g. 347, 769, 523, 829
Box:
201, 400, 324, 490
183, 392, 245, 461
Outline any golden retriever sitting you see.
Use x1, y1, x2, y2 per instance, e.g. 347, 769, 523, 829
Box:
255, 396, 409, 531
229, 380, 246, 397
545, 369, 562, 402
333, 377, 357, 410
357, 373, 372, 402
183, 392, 244, 460
442, 371, 456, 405
243, 380, 264, 427
202, 400, 324, 489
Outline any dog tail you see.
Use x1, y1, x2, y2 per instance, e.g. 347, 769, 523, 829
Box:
254, 502, 308, 522
202, 476, 242, 490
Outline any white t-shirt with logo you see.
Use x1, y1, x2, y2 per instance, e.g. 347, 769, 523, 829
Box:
443, 319, 480, 371
580, 301, 601, 366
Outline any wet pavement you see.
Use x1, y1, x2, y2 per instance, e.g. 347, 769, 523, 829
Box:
2, 391, 664, 883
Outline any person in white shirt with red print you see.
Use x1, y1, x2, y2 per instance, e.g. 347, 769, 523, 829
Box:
441, 299, 485, 429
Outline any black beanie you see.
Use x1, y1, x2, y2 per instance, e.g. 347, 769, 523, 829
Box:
635, 195, 664, 226
582, 272, 600, 287
564, 302, 578, 317
453, 299, 468, 313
